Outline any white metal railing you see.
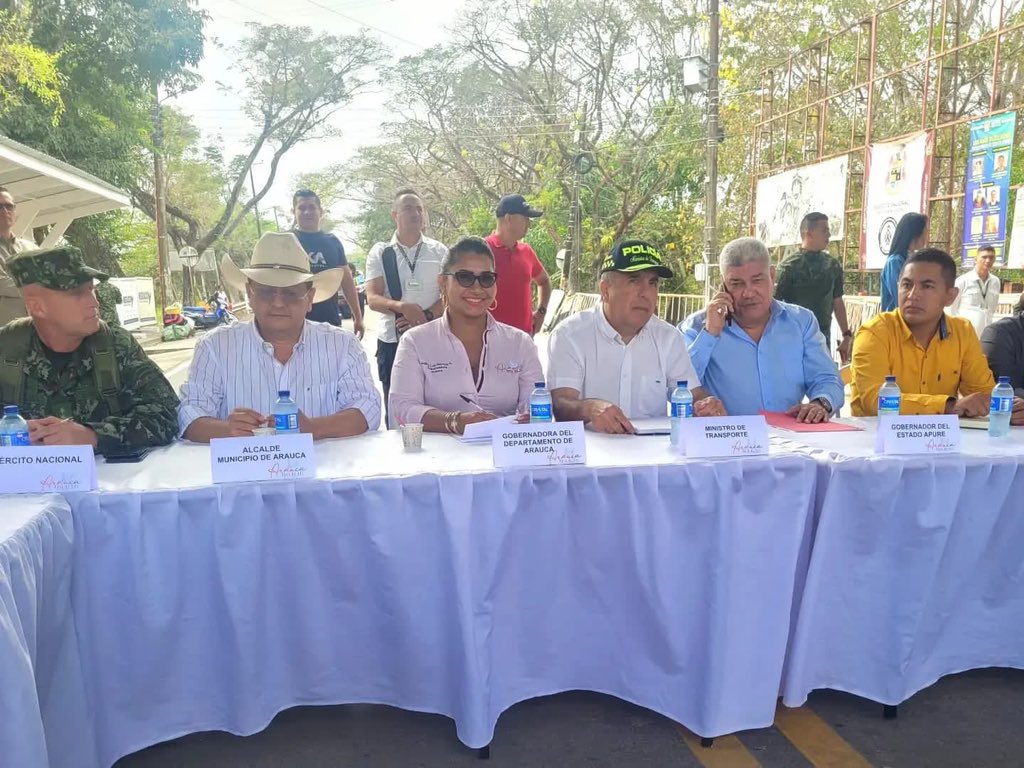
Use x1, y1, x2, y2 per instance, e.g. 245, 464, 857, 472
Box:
552, 292, 1023, 333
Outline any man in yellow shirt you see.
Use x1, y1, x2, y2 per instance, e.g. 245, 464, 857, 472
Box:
852, 248, 1023, 420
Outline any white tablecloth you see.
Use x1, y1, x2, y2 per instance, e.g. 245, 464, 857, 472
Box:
0, 494, 93, 768
69, 432, 818, 766
780, 421, 1024, 707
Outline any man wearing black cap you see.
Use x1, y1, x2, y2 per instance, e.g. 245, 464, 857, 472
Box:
485, 194, 551, 335
548, 239, 725, 433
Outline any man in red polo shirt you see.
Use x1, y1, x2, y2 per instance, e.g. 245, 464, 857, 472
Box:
485, 194, 552, 335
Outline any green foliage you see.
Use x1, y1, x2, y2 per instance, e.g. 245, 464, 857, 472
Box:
0, 6, 62, 122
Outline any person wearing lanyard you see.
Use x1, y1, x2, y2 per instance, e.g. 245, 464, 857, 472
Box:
365, 189, 446, 426
950, 245, 1000, 338
388, 236, 543, 434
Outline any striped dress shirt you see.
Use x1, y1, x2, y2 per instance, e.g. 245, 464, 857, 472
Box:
177, 320, 381, 436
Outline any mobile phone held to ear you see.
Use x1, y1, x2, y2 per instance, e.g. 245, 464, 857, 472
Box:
718, 281, 733, 326
103, 447, 151, 464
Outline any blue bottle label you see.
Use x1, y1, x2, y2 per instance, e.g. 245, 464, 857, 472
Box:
1, 430, 29, 446
671, 401, 693, 418
273, 413, 299, 432
530, 403, 553, 421
991, 395, 1012, 414
878, 395, 900, 412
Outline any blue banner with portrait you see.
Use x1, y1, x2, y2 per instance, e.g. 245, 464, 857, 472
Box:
962, 111, 1016, 266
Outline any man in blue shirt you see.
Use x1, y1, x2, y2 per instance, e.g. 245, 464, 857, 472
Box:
679, 237, 844, 422
292, 189, 364, 338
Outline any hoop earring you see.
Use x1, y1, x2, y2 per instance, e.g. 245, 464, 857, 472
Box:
489, 298, 498, 311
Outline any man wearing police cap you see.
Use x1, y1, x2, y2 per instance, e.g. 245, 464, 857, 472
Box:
548, 239, 726, 433
0, 246, 179, 454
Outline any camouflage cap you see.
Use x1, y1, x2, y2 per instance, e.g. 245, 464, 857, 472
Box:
7, 246, 108, 290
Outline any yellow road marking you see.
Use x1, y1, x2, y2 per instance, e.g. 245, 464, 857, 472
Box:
679, 727, 762, 768
774, 705, 874, 768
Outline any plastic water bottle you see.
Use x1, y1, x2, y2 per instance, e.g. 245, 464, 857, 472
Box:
0, 405, 30, 446
272, 391, 299, 434
988, 376, 1014, 438
529, 382, 553, 423
877, 376, 901, 417
670, 380, 694, 448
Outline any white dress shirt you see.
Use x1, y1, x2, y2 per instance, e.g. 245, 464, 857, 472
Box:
365, 233, 447, 344
547, 304, 701, 419
951, 270, 1000, 338
177, 320, 381, 435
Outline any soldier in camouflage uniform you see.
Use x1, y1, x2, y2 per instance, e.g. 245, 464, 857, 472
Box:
0, 246, 179, 455
95, 278, 123, 327
774, 212, 853, 363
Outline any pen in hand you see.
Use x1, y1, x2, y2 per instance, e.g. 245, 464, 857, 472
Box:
459, 394, 484, 412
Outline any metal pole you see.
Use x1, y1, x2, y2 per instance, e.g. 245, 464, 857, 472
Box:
249, 166, 263, 237
151, 82, 169, 317
704, 0, 720, 304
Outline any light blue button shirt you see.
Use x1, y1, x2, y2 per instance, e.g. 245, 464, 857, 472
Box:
678, 300, 844, 415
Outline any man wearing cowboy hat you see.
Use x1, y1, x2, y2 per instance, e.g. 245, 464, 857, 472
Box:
547, 239, 725, 433
178, 232, 380, 442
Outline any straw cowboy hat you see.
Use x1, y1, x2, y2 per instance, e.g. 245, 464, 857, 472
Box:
220, 231, 344, 303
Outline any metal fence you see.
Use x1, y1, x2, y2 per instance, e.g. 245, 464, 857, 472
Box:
551, 292, 1020, 334
550, 293, 707, 329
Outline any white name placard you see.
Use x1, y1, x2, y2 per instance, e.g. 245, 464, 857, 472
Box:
493, 421, 586, 468
678, 416, 770, 458
0, 446, 97, 494
875, 415, 960, 455
210, 433, 316, 483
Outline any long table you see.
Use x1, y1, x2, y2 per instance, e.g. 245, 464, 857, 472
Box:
72, 433, 818, 766
0, 495, 92, 768
4, 424, 1024, 768
778, 422, 1024, 708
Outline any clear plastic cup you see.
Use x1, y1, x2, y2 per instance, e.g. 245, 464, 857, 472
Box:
400, 423, 423, 451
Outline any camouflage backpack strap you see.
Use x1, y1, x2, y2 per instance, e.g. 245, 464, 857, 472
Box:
0, 317, 34, 405
87, 321, 122, 417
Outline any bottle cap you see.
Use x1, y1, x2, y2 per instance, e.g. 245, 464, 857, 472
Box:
998, 376, 1010, 384
3, 405, 17, 415
885, 375, 896, 383
278, 390, 290, 398
677, 380, 688, 388
534, 382, 546, 389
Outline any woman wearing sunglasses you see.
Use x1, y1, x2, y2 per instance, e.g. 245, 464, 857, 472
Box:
389, 236, 544, 433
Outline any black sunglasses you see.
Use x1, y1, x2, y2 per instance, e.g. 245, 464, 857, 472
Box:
444, 270, 498, 288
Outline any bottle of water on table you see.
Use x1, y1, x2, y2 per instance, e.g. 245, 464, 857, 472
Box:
877, 376, 901, 417
0, 405, 30, 446
670, 380, 693, 448
989, 376, 1013, 438
273, 390, 299, 434
530, 382, 553, 423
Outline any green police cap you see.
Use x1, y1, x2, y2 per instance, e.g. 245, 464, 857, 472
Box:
600, 239, 673, 279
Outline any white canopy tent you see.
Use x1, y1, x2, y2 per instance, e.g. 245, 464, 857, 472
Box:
0, 134, 131, 246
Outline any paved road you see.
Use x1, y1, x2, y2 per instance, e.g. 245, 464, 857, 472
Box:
129, 313, 1024, 768
116, 670, 1024, 767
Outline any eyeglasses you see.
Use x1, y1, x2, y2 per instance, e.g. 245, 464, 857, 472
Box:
0, 203, 15, 212
444, 270, 498, 288
249, 283, 312, 303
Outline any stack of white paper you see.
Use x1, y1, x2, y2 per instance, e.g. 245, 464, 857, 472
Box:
458, 414, 518, 444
